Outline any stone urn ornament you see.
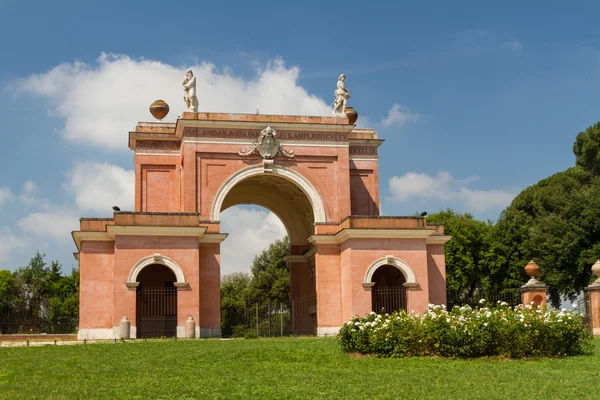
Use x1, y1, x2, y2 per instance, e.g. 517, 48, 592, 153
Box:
592, 260, 600, 286
524, 260, 541, 285
344, 106, 358, 125
149, 100, 170, 120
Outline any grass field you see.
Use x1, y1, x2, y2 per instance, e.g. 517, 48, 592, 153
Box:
1, 337, 599, 399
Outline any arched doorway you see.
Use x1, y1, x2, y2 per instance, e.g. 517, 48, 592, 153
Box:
216, 170, 320, 335
136, 264, 178, 338
371, 265, 407, 314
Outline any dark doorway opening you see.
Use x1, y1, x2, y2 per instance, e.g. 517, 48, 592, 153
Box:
136, 264, 177, 338
371, 265, 407, 314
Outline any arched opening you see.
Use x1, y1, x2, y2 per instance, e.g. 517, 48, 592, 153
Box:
217, 170, 320, 336
532, 295, 543, 306
371, 265, 408, 314
136, 264, 178, 338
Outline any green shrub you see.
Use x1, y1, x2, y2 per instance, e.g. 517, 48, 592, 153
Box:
338, 302, 593, 358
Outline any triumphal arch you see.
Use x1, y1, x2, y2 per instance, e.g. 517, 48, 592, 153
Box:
72, 75, 450, 339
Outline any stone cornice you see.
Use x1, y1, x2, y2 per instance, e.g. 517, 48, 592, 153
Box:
425, 235, 452, 244
307, 229, 449, 245
72, 226, 209, 251
199, 233, 229, 243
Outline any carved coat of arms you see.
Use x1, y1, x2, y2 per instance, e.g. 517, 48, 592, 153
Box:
239, 126, 294, 159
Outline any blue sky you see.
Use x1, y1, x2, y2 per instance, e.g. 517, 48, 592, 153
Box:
1, 1, 600, 273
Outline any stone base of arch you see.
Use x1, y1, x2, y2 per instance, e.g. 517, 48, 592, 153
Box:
74, 214, 450, 338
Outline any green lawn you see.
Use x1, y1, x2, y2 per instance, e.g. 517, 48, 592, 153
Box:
1, 337, 599, 399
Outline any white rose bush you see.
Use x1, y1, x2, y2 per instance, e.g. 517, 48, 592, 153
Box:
338, 302, 592, 358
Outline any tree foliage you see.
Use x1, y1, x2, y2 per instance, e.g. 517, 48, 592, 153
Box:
495, 121, 600, 306
427, 210, 501, 296
0, 252, 79, 333
220, 237, 290, 336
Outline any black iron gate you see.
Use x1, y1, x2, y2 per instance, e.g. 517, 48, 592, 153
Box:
580, 290, 592, 330
136, 286, 177, 338
372, 286, 407, 314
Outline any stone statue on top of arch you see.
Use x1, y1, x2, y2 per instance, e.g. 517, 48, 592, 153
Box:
332, 73, 350, 116
182, 69, 199, 112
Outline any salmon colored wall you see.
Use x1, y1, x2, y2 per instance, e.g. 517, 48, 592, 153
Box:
427, 243, 447, 305
349, 159, 380, 216
314, 244, 343, 328
79, 241, 115, 329
198, 243, 221, 330
190, 143, 345, 221
134, 154, 183, 212
339, 238, 431, 318
113, 235, 200, 327
522, 289, 547, 307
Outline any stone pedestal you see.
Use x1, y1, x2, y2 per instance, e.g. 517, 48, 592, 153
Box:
584, 285, 600, 336
520, 283, 548, 307
520, 260, 547, 307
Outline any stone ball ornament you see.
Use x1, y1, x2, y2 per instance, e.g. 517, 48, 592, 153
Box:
149, 100, 170, 120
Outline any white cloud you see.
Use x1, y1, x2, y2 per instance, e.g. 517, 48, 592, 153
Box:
18, 180, 47, 209
388, 171, 517, 213
0, 187, 14, 206
17, 53, 332, 150
502, 40, 523, 51
16, 209, 80, 244
381, 103, 419, 128
219, 206, 287, 276
64, 161, 134, 213
0, 227, 31, 264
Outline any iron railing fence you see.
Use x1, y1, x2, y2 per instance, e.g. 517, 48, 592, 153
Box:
224, 294, 318, 338
136, 286, 178, 338
446, 291, 521, 311
0, 295, 78, 334
579, 291, 592, 330
371, 286, 407, 314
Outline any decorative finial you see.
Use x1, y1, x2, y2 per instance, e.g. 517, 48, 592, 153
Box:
524, 260, 541, 285
149, 100, 170, 120
182, 68, 199, 113
591, 260, 600, 286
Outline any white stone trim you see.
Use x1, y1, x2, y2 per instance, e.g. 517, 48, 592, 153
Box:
199, 233, 229, 243
425, 235, 452, 244
349, 156, 379, 161
107, 225, 207, 238
364, 255, 417, 286
127, 254, 187, 285
72, 231, 112, 251
317, 326, 341, 336
210, 164, 327, 223
308, 229, 440, 245
303, 247, 317, 258
78, 328, 114, 340
73, 226, 209, 252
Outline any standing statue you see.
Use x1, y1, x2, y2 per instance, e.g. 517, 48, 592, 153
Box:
332, 74, 350, 116
182, 69, 199, 112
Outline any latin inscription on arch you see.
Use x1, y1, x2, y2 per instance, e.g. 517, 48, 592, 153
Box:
349, 146, 378, 156
183, 127, 349, 142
